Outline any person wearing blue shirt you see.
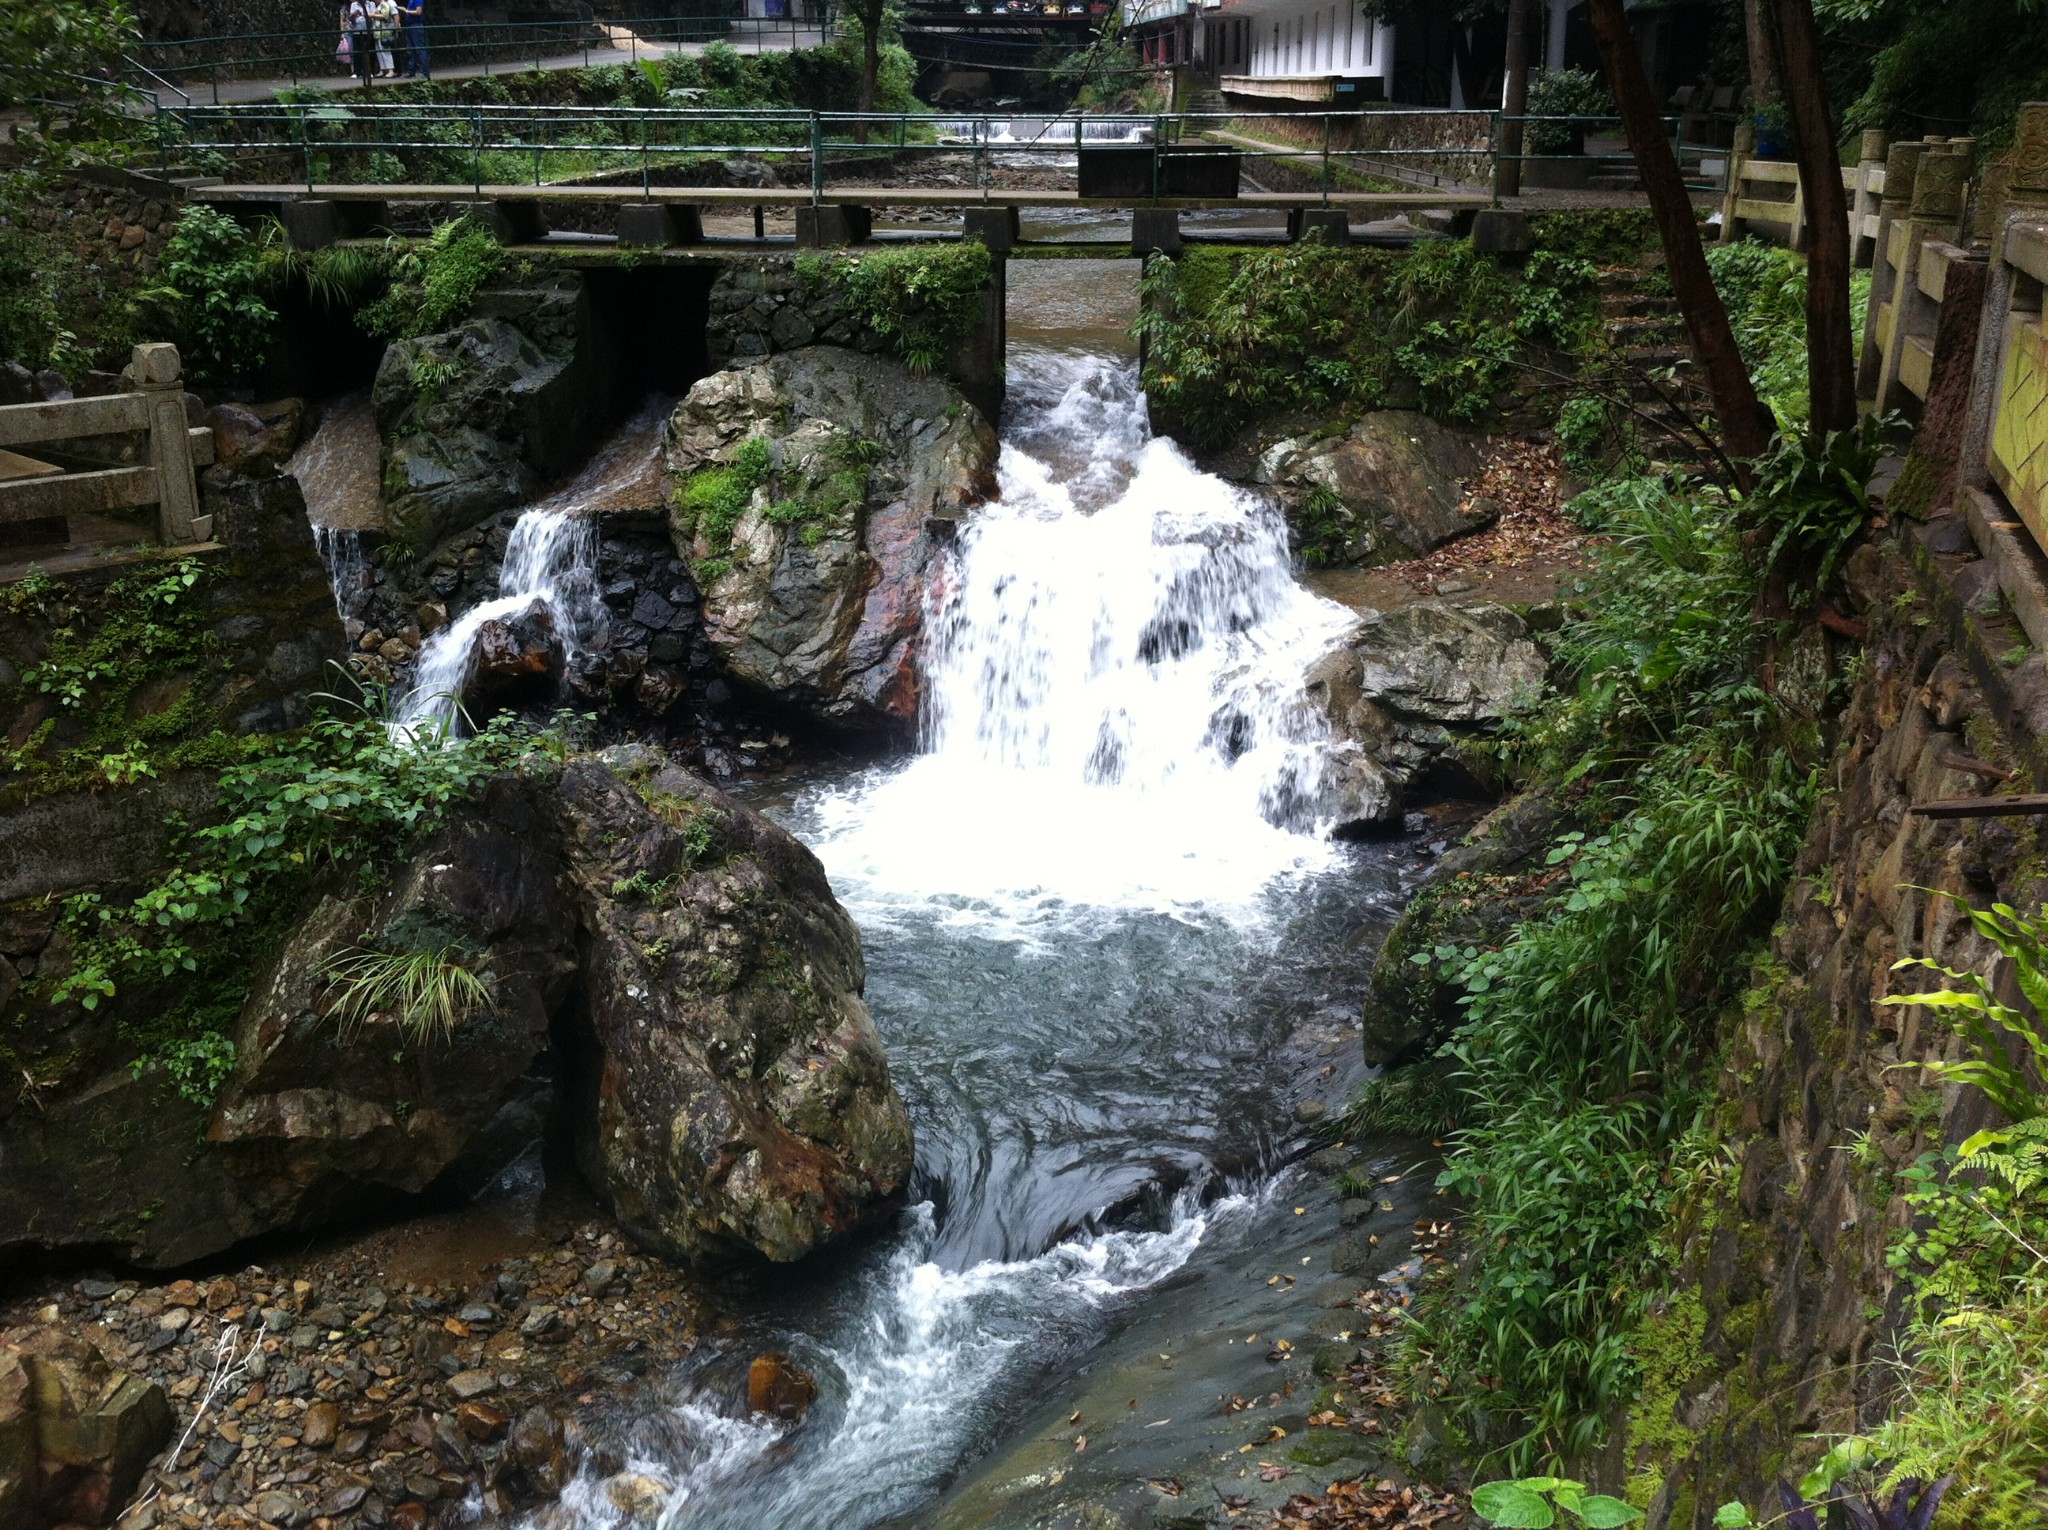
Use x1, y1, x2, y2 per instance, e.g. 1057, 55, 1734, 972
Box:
399, 0, 429, 78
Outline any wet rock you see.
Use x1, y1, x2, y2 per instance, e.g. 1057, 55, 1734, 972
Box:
1306, 601, 1546, 834
448, 1369, 496, 1399
300, 1400, 340, 1447
463, 603, 563, 715
554, 745, 914, 1264
746, 1353, 818, 1421
456, 1400, 508, 1442
1256, 412, 1494, 567
0, 1330, 171, 1526
207, 779, 578, 1238
603, 1471, 670, 1520
206, 402, 290, 477
375, 305, 612, 553
662, 346, 996, 735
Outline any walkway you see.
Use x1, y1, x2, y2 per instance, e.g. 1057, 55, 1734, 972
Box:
131, 26, 828, 108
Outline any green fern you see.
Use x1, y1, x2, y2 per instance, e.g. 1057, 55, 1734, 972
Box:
1883, 897, 2048, 1125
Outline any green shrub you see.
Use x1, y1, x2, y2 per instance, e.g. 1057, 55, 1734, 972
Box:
1526, 68, 1614, 154
1705, 241, 1875, 428
1136, 239, 1600, 447
145, 205, 279, 382
798, 243, 993, 374
358, 217, 502, 340
1394, 473, 1819, 1472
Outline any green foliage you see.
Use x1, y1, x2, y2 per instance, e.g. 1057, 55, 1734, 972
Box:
44, 692, 558, 1101
1472, 1478, 1643, 1528
0, 559, 250, 800
1138, 239, 1601, 446
1525, 69, 1613, 154
144, 206, 279, 382
322, 941, 494, 1044
1398, 476, 1818, 1473
1745, 414, 1899, 609
672, 434, 775, 584
1335, 1063, 1460, 1137
1883, 898, 2048, 1126
799, 243, 992, 374
358, 218, 502, 341
1706, 240, 1874, 428
0, 174, 144, 372
1823, 0, 2048, 160
0, 0, 139, 143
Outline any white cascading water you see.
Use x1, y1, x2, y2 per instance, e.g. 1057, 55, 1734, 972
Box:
809, 350, 1358, 933
386, 397, 671, 735
535, 350, 1366, 1530
390, 509, 598, 736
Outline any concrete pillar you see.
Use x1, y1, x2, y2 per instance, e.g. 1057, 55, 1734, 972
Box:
1469, 208, 1532, 255
1874, 147, 1970, 412
1131, 207, 1181, 256
1850, 129, 1887, 266
1857, 139, 1926, 405
795, 205, 871, 247
962, 205, 1020, 252
617, 203, 703, 248
279, 200, 342, 251
1288, 208, 1350, 245
460, 199, 548, 244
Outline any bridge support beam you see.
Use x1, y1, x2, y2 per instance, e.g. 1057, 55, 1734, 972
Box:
617, 203, 704, 248
460, 199, 549, 244
962, 205, 1019, 253
1131, 208, 1181, 256
280, 199, 388, 251
1287, 208, 1350, 245
795, 205, 872, 248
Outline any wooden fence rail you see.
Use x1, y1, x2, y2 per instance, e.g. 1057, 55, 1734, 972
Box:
0, 344, 216, 578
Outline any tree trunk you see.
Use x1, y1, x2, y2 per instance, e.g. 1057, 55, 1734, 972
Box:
1775, 0, 1856, 433
1494, 0, 1535, 198
860, 19, 879, 119
1743, 0, 1779, 107
1586, 0, 1775, 476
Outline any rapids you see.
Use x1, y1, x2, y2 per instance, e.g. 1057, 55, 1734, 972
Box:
533, 336, 1408, 1530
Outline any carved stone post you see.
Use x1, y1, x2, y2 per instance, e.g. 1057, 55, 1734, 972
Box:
1857, 138, 1924, 405
133, 343, 200, 546
1719, 120, 1753, 244
1851, 128, 1887, 266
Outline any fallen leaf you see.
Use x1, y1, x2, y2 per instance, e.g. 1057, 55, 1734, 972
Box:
1074, 1435, 1086, 1453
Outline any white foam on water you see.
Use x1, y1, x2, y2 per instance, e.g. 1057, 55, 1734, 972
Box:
804, 352, 1358, 938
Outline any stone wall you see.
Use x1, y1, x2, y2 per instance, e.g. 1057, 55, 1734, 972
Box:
1626, 500, 2048, 1525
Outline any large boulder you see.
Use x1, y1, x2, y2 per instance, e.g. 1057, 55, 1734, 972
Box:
0, 746, 909, 1273
553, 745, 914, 1263
1306, 601, 1547, 833
375, 292, 615, 557
0, 1330, 171, 1527
207, 779, 578, 1231
662, 346, 997, 733
1256, 412, 1495, 567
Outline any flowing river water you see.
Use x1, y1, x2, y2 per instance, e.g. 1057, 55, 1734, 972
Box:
518, 263, 1423, 1529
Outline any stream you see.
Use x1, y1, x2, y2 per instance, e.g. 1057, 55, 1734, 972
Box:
529, 265, 1420, 1529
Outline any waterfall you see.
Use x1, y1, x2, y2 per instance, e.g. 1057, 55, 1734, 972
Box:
311, 526, 366, 619
810, 350, 1358, 932
390, 509, 599, 736
384, 397, 671, 737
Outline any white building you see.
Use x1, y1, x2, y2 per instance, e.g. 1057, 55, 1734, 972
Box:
1124, 0, 1598, 108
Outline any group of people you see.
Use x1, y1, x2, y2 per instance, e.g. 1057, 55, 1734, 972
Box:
339, 0, 427, 83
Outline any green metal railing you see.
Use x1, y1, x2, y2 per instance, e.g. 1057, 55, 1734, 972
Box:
128, 12, 835, 104
155, 101, 1734, 209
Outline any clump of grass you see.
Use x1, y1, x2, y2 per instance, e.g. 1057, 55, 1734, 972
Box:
322, 943, 493, 1043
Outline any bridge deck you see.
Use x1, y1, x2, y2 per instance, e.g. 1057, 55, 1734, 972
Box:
191, 183, 1490, 211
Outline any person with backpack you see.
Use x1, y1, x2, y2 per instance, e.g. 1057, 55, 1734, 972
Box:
373, 0, 400, 77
